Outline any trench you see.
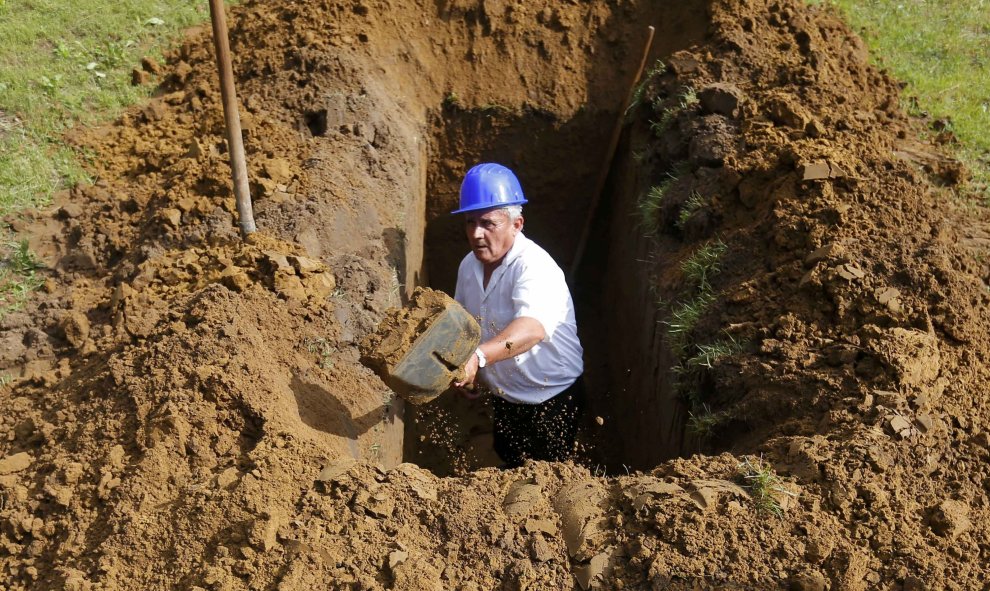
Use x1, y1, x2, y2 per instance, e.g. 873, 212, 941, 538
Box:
374, 4, 713, 475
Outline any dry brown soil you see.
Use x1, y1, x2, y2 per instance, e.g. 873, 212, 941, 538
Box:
2, 0, 990, 589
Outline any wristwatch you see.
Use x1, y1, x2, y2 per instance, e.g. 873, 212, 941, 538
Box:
475, 348, 487, 368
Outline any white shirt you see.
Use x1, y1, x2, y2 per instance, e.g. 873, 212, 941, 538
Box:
454, 233, 584, 404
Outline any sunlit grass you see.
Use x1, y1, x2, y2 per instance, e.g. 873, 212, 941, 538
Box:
827, 0, 990, 196
0, 0, 219, 212
0, 236, 45, 317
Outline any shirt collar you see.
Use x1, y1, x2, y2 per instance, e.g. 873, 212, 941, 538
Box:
503, 232, 529, 265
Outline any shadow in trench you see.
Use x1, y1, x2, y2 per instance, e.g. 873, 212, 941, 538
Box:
289, 372, 387, 440
407, 1, 711, 472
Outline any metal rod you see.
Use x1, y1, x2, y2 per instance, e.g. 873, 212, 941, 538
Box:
208, 0, 256, 237
569, 25, 655, 283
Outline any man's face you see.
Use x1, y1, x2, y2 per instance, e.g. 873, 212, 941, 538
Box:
464, 208, 523, 266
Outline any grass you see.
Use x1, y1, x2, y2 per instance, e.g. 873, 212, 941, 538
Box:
680, 336, 745, 374
825, 0, 990, 197
638, 162, 692, 236
0, 237, 45, 316
478, 102, 514, 115
303, 337, 336, 370
0, 0, 223, 315
686, 404, 727, 439
649, 86, 699, 137
0, 0, 220, 217
680, 239, 727, 288
638, 178, 674, 236
443, 92, 461, 109
737, 455, 794, 517
676, 191, 708, 230
625, 59, 666, 120
662, 240, 728, 352
665, 289, 717, 353
674, 336, 745, 406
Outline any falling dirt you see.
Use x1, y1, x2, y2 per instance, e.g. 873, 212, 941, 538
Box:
2, 0, 990, 589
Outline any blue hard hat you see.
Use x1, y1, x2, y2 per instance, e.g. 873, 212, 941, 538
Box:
451, 163, 528, 214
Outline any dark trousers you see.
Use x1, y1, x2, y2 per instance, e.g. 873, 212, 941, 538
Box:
492, 379, 585, 468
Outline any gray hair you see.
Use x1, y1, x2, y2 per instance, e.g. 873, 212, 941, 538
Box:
504, 205, 523, 222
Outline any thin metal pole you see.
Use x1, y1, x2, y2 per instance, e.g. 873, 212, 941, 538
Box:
208, 0, 257, 236
569, 26, 655, 283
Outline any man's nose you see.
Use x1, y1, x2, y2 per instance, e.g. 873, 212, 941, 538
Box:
471, 225, 485, 240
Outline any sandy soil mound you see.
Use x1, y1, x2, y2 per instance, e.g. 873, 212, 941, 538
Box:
2, 0, 990, 589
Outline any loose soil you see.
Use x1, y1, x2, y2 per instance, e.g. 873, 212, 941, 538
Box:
2, 0, 990, 589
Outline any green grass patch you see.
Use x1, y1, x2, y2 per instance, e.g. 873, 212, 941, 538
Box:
676, 191, 708, 231
737, 455, 794, 517
649, 86, 699, 137
663, 240, 727, 352
680, 239, 727, 288
665, 289, 717, 353
826, 0, 990, 196
0, 0, 218, 214
674, 335, 745, 407
303, 337, 338, 371
680, 335, 745, 374
638, 162, 693, 236
638, 177, 675, 236
686, 404, 728, 439
625, 59, 666, 120
0, 237, 45, 316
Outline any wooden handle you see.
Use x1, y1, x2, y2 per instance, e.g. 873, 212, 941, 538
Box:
569, 25, 656, 283
208, 0, 256, 236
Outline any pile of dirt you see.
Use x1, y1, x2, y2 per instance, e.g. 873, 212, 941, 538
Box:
582, 0, 990, 587
2, 0, 990, 588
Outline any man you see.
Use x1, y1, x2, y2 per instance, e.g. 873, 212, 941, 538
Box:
451, 162, 585, 467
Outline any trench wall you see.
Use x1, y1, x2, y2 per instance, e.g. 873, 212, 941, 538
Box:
586, 128, 690, 469
286, 0, 714, 470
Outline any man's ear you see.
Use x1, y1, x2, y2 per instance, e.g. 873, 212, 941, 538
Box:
513, 215, 524, 232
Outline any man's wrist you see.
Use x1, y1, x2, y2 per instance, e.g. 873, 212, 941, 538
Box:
475, 347, 487, 368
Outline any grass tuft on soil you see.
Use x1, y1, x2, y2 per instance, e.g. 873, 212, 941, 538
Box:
680, 239, 726, 288
0, 236, 45, 316
686, 404, 727, 439
638, 176, 675, 236
737, 456, 793, 517
665, 289, 717, 354
650, 86, 699, 137
676, 191, 708, 230
680, 335, 745, 374
625, 59, 666, 120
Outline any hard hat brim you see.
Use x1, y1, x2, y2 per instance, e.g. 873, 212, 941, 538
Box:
450, 198, 528, 215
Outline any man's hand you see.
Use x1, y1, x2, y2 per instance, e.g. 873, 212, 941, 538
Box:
453, 317, 545, 400
454, 350, 482, 399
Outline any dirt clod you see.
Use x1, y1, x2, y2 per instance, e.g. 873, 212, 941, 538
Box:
0, 453, 32, 475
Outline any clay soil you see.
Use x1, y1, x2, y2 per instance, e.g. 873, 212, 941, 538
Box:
2, 0, 990, 589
